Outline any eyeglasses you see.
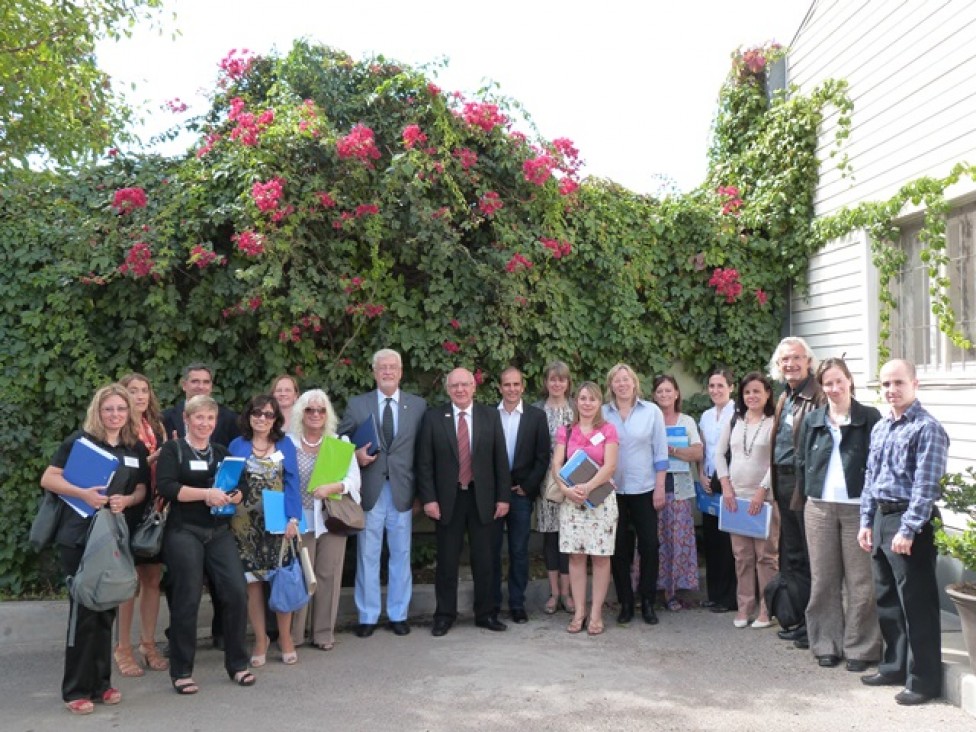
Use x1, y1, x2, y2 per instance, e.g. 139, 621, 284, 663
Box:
250, 410, 276, 420
305, 407, 327, 415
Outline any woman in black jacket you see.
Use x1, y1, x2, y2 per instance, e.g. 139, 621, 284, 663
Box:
796, 357, 882, 672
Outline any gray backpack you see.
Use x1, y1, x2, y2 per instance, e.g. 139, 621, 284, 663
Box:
67, 508, 137, 643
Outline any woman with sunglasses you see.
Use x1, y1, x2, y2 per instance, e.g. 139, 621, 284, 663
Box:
228, 395, 302, 666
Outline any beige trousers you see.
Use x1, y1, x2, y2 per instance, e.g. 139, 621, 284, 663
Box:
729, 503, 781, 619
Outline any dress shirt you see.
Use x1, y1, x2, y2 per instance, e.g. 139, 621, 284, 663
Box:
602, 399, 669, 495
821, 420, 857, 504
699, 401, 735, 477
377, 389, 401, 436
452, 403, 473, 450
860, 399, 949, 537
497, 400, 523, 468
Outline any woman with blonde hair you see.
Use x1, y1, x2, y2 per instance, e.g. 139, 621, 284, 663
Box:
41, 384, 149, 714
271, 374, 300, 430
552, 381, 619, 635
288, 389, 361, 651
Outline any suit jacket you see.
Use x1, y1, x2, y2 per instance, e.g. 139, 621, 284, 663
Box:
337, 390, 427, 512
415, 402, 511, 525
505, 403, 551, 501
770, 375, 826, 507
163, 402, 240, 448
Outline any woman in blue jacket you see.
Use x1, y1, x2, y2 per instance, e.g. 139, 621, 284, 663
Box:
796, 358, 882, 672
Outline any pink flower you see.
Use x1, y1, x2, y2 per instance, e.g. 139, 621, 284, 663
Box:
505, 253, 534, 273
755, 289, 769, 306
219, 49, 257, 83
317, 191, 337, 208
478, 191, 503, 217
336, 124, 381, 167
473, 369, 484, 385
427, 83, 442, 96
461, 102, 507, 132
112, 187, 148, 214
717, 185, 743, 215
196, 132, 221, 158
248, 296, 262, 311
709, 268, 743, 303
741, 48, 767, 74
449, 318, 461, 330
402, 124, 428, 149
252, 177, 286, 213
233, 230, 265, 257
442, 340, 460, 354
453, 147, 478, 170
523, 154, 555, 186
355, 203, 379, 218
558, 178, 579, 196
541, 237, 572, 259
165, 97, 188, 113
118, 242, 154, 278
189, 244, 218, 269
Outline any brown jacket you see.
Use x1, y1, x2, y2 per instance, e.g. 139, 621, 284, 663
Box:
770, 375, 825, 509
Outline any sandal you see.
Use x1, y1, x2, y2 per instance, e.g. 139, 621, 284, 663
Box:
543, 595, 558, 615
172, 678, 199, 695
281, 651, 298, 665
666, 598, 682, 612
250, 634, 269, 668
230, 669, 257, 687
139, 642, 169, 671
100, 688, 122, 705
566, 615, 587, 634
114, 645, 145, 677
315, 642, 334, 651
65, 699, 94, 715
587, 618, 605, 636
560, 595, 576, 614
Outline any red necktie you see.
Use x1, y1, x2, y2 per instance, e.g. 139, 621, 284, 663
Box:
457, 411, 473, 486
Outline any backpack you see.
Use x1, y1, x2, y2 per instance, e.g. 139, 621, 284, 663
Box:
763, 571, 811, 630
67, 508, 138, 643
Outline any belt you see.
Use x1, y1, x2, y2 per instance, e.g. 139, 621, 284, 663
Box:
457, 482, 473, 491
877, 500, 910, 515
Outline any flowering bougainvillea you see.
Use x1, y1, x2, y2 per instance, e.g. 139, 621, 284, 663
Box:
523, 153, 555, 186
478, 191, 503, 217
118, 242, 154, 278
717, 185, 743, 215
233, 230, 265, 257
336, 124, 381, 166
541, 237, 572, 259
219, 48, 257, 83
112, 187, 147, 214
505, 253, 534, 273
402, 124, 427, 149
709, 267, 743, 303
188, 244, 225, 269
252, 177, 286, 213
460, 101, 507, 132
442, 340, 460, 354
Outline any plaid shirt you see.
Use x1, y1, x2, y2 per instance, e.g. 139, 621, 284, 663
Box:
861, 399, 949, 537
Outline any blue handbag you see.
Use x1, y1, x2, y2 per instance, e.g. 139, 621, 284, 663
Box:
694, 481, 721, 517
267, 538, 309, 613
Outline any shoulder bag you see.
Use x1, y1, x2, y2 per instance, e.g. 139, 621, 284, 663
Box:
29, 490, 65, 552
322, 493, 365, 535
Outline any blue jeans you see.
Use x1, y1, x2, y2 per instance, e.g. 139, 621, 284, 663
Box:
491, 491, 533, 611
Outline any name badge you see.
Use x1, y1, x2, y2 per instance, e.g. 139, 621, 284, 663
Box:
190, 460, 208, 471
270, 450, 284, 463
590, 432, 606, 446
123, 456, 139, 468
785, 413, 794, 427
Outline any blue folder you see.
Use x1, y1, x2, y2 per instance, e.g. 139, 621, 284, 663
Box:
718, 497, 772, 539
694, 481, 721, 517
60, 436, 119, 517
211, 457, 246, 516
262, 489, 308, 534
351, 414, 380, 456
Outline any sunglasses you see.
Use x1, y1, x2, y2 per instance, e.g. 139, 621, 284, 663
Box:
305, 407, 327, 415
250, 409, 276, 420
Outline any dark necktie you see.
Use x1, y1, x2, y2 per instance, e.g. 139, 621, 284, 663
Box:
382, 397, 395, 448
457, 411, 473, 486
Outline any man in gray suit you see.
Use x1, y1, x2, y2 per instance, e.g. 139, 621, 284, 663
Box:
338, 349, 427, 638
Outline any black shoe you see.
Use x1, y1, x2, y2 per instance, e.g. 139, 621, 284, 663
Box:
709, 604, 731, 614
895, 689, 935, 705
355, 623, 377, 638
388, 620, 410, 636
700, 600, 718, 609
817, 655, 841, 668
617, 604, 634, 624
642, 604, 659, 625
431, 619, 453, 637
510, 608, 529, 624
777, 626, 806, 642
793, 638, 810, 650
861, 672, 905, 687
475, 615, 507, 632
846, 659, 870, 673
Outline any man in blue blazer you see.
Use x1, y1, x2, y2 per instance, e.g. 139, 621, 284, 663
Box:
491, 367, 551, 624
338, 349, 426, 638
416, 367, 511, 636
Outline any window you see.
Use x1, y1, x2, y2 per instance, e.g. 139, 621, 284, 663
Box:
890, 201, 976, 372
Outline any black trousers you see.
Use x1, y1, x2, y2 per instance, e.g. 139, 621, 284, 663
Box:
434, 488, 494, 623
60, 545, 115, 702
775, 473, 810, 582
701, 512, 738, 609
163, 522, 249, 679
612, 492, 659, 607
872, 509, 942, 697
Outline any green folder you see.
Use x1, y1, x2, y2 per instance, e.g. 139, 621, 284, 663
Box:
308, 436, 355, 495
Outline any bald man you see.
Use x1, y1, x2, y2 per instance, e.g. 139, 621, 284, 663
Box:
416, 368, 511, 636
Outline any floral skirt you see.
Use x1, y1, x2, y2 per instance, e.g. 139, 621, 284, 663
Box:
657, 494, 699, 598
536, 496, 561, 533
559, 493, 618, 556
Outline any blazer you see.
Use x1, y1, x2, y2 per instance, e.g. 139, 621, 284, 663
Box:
770, 375, 825, 506
337, 390, 427, 512
795, 399, 882, 501
505, 403, 551, 501
415, 402, 511, 525
227, 435, 303, 521
163, 401, 240, 448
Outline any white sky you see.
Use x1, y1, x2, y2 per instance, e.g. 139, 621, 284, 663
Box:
98, 0, 813, 194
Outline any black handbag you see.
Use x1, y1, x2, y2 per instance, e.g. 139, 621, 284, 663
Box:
29, 491, 64, 552
130, 502, 169, 558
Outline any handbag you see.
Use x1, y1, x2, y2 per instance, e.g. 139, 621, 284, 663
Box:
542, 473, 565, 503
29, 490, 65, 552
267, 538, 310, 613
322, 493, 365, 535
296, 533, 316, 596
131, 500, 169, 558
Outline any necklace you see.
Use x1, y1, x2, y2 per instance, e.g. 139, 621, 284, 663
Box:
251, 440, 273, 457
742, 416, 767, 458
829, 409, 851, 426
302, 434, 324, 449
186, 439, 212, 462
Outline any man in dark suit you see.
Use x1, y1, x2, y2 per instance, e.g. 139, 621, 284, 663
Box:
416, 367, 511, 636
162, 363, 240, 447
338, 349, 426, 638
490, 367, 550, 624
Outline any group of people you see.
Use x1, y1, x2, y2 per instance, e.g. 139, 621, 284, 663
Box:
39, 340, 949, 713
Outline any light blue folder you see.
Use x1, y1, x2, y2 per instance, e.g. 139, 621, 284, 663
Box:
262, 489, 308, 534
718, 497, 772, 539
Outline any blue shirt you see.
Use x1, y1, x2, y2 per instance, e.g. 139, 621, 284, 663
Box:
861, 399, 949, 537
602, 399, 669, 494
